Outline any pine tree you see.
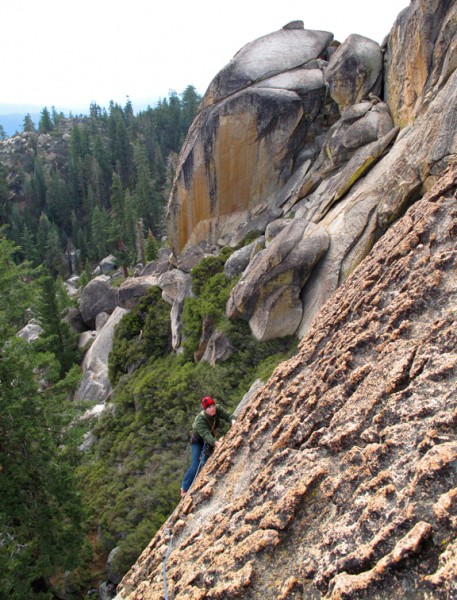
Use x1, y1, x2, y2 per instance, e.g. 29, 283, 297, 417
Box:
51, 106, 64, 129
31, 158, 47, 215
38, 106, 53, 133
145, 229, 159, 262
90, 205, 110, 260
180, 84, 201, 134
0, 237, 84, 598
19, 223, 38, 264
47, 170, 71, 233
22, 113, 36, 133
109, 173, 133, 276
0, 160, 9, 225
34, 274, 79, 376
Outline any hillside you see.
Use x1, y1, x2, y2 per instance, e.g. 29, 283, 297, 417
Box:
117, 155, 457, 600
113, 0, 457, 598
1, 0, 456, 597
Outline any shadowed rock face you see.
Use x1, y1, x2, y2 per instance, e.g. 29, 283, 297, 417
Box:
116, 163, 457, 599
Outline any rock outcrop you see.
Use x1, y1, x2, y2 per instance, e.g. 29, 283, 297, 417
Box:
115, 158, 457, 600
227, 219, 329, 340
164, 0, 457, 344
74, 307, 128, 403
384, 0, 457, 128
79, 276, 117, 329
167, 24, 335, 256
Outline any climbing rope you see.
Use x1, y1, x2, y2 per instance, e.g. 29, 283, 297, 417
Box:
162, 444, 210, 599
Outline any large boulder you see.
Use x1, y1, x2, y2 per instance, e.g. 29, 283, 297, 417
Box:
139, 248, 172, 277
203, 23, 333, 108
324, 34, 383, 109
17, 320, 43, 342
167, 25, 335, 257
227, 218, 329, 340
80, 277, 117, 329
63, 307, 87, 334
223, 239, 264, 279
99, 254, 117, 274
116, 275, 159, 309
201, 330, 234, 366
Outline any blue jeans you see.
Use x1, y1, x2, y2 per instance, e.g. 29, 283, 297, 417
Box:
182, 441, 211, 492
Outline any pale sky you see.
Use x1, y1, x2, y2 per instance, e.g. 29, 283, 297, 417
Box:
2, 0, 410, 113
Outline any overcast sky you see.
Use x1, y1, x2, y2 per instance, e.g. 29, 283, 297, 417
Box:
2, 0, 410, 113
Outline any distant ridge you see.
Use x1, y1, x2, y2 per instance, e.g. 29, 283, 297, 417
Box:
0, 98, 161, 137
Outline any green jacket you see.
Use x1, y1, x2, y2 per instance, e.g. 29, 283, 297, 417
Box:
192, 405, 233, 447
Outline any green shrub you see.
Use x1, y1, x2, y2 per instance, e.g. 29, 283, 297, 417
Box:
79, 248, 298, 581
108, 287, 171, 385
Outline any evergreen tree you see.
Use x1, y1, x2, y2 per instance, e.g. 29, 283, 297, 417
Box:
180, 84, 201, 134
31, 158, 47, 216
38, 106, 53, 133
47, 170, 71, 233
0, 237, 84, 598
34, 275, 79, 376
0, 124, 7, 141
45, 224, 66, 277
51, 106, 64, 129
90, 205, 110, 260
91, 133, 112, 205
109, 173, 133, 276
36, 212, 52, 263
19, 223, 38, 264
0, 160, 9, 225
133, 141, 156, 229
22, 113, 36, 133
145, 229, 159, 262
111, 108, 134, 188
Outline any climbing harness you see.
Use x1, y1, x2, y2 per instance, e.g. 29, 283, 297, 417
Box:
162, 442, 211, 599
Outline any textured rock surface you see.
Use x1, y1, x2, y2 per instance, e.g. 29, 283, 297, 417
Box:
116, 164, 457, 599
385, 0, 457, 127
167, 26, 335, 257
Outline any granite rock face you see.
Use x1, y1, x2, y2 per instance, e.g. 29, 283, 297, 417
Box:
165, 0, 457, 345
227, 219, 329, 340
116, 162, 457, 600
384, 0, 457, 127
167, 25, 335, 256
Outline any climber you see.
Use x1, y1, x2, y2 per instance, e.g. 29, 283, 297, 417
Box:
180, 396, 234, 497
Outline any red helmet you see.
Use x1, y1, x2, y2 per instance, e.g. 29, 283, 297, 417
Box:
201, 396, 215, 409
